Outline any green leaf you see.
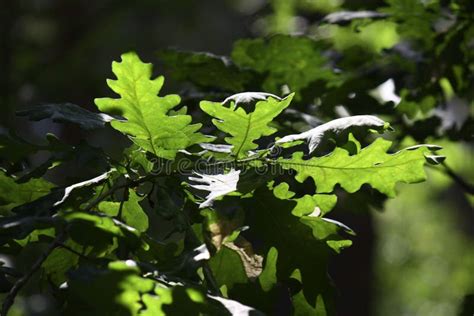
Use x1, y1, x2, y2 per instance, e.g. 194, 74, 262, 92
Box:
273, 182, 337, 216
42, 242, 80, 285
290, 269, 328, 316
382, 0, 438, 48
278, 137, 441, 197
123, 145, 155, 174
0, 132, 37, 163
66, 260, 253, 316
272, 182, 352, 252
200, 93, 294, 158
208, 246, 249, 289
0, 216, 60, 245
276, 115, 389, 153
98, 189, 149, 232
209, 245, 282, 313
299, 216, 353, 253
396, 92, 436, 119
293, 194, 337, 217
325, 239, 353, 254
231, 35, 336, 97
258, 247, 278, 292
140, 288, 173, 316
159, 50, 253, 92
64, 212, 140, 249
55, 170, 112, 207
142, 285, 224, 316
242, 187, 337, 315
1, 133, 107, 184
0, 172, 54, 214
95, 52, 209, 160
16, 103, 114, 130
13, 227, 55, 247
188, 169, 241, 208
66, 261, 155, 316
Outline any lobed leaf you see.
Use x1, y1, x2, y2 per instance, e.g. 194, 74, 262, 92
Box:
242, 187, 338, 315
232, 35, 336, 97
276, 115, 389, 153
188, 169, 241, 208
95, 52, 209, 160
159, 49, 253, 92
278, 137, 442, 197
17, 103, 115, 130
0, 172, 54, 214
98, 189, 149, 232
200, 93, 294, 158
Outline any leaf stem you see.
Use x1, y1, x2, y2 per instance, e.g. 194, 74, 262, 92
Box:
82, 173, 164, 212
117, 187, 128, 220
183, 214, 222, 296
57, 242, 94, 262
202, 263, 222, 296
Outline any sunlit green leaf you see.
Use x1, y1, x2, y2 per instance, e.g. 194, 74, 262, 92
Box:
98, 189, 149, 232
278, 138, 441, 197
95, 52, 209, 160
200, 93, 294, 158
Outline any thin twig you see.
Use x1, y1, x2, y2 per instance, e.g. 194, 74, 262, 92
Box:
82, 180, 125, 212
183, 215, 222, 296
426, 163, 474, 195
441, 162, 474, 195
1, 231, 66, 316
116, 187, 129, 260
117, 186, 128, 220
57, 243, 94, 262
201, 263, 222, 296
82, 173, 163, 212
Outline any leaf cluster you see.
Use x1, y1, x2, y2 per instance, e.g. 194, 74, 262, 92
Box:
2, 1, 470, 314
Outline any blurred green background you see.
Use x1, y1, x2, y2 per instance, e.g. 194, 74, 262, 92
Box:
1, 0, 472, 315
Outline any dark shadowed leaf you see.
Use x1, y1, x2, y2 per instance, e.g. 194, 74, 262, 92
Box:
232, 35, 336, 97
159, 50, 254, 92
17, 103, 115, 130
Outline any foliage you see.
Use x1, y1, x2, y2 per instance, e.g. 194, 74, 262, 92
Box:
95, 52, 209, 160
1, 0, 473, 315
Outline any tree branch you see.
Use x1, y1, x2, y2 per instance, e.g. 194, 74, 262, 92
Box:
82, 172, 165, 212
1, 231, 66, 316
57, 242, 94, 262
441, 162, 474, 195
183, 215, 222, 297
